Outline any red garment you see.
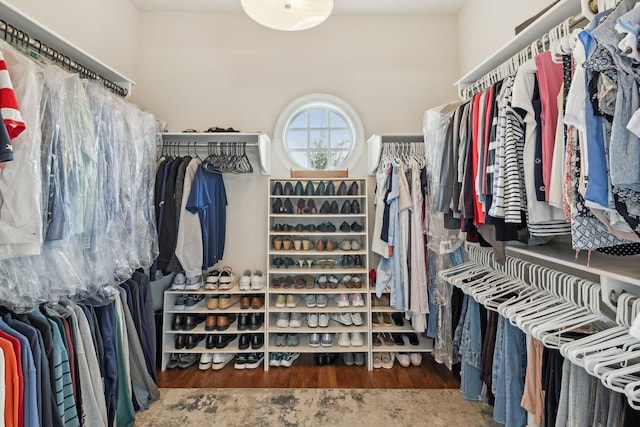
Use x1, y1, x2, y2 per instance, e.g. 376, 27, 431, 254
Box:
481, 85, 494, 196
471, 93, 485, 225
535, 51, 563, 202
0, 329, 23, 427
0, 336, 19, 427
0, 53, 25, 140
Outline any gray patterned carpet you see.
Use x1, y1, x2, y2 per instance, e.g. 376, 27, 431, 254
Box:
134, 388, 500, 426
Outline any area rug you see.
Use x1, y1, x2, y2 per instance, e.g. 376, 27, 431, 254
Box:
134, 388, 500, 427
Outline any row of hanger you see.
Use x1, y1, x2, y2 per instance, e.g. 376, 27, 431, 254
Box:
160, 141, 254, 174
378, 142, 426, 171
460, 14, 586, 100
438, 244, 640, 408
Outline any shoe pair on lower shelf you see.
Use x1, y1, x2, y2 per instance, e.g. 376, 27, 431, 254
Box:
342, 352, 366, 367
372, 352, 422, 369
269, 352, 300, 367
166, 353, 200, 370
234, 353, 264, 369
198, 353, 235, 370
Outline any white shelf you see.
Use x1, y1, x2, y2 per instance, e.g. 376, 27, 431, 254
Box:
269, 334, 368, 353
366, 134, 425, 175
454, 0, 583, 98
159, 132, 271, 175
372, 335, 434, 353
0, 2, 134, 94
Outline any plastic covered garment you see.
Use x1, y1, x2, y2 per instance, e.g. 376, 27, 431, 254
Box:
0, 43, 158, 311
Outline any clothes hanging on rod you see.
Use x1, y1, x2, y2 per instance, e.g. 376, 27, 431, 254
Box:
426, 0, 640, 261
371, 141, 431, 331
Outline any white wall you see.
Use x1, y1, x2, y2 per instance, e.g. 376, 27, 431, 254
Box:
2, 0, 141, 80
457, 0, 557, 76
131, 11, 459, 272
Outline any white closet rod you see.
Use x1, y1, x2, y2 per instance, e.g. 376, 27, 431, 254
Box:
0, 19, 128, 97
460, 12, 587, 100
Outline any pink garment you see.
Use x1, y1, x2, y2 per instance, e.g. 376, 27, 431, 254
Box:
535, 51, 563, 202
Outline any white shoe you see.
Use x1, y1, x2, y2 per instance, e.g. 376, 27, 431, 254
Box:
396, 353, 411, 368
276, 312, 290, 328
350, 312, 363, 326
308, 313, 319, 328
198, 353, 212, 370
350, 332, 364, 347
351, 293, 364, 307
410, 353, 423, 367
373, 353, 383, 369
381, 352, 394, 369
338, 332, 351, 347
275, 294, 286, 308
239, 269, 252, 291
184, 275, 202, 290
250, 270, 265, 290
336, 293, 350, 308
318, 313, 330, 328
286, 294, 300, 308
212, 353, 234, 370
279, 352, 300, 368
289, 312, 303, 328
171, 272, 186, 290
331, 312, 352, 326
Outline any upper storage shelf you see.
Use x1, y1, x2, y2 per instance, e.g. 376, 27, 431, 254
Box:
0, 2, 135, 95
366, 134, 424, 175
160, 132, 272, 175
454, 0, 586, 98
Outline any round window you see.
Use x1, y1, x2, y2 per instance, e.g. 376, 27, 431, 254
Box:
274, 94, 364, 171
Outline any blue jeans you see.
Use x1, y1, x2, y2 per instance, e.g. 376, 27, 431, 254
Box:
459, 296, 483, 402
493, 315, 527, 427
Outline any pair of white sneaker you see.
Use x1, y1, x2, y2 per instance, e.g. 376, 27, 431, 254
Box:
338, 332, 364, 347
198, 353, 234, 370
171, 273, 202, 291
395, 352, 422, 368
331, 312, 363, 326
239, 269, 266, 290
336, 293, 364, 307
307, 313, 330, 328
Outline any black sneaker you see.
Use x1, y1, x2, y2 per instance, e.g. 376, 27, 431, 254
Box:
245, 353, 264, 369
178, 353, 199, 369
234, 354, 248, 369
166, 353, 180, 369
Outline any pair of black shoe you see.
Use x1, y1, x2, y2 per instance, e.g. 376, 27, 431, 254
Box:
316, 222, 336, 232
340, 221, 363, 232
336, 181, 359, 196
238, 313, 264, 331
273, 181, 316, 196
292, 223, 316, 232
238, 333, 264, 350
272, 198, 294, 214
340, 200, 360, 214
314, 353, 338, 366
340, 254, 363, 268
205, 334, 238, 349
175, 334, 205, 350
319, 201, 339, 214
172, 314, 205, 331
273, 257, 295, 268
273, 223, 294, 232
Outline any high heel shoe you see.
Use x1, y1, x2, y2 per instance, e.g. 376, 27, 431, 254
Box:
272, 198, 283, 214
340, 200, 352, 214
315, 181, 326, 196
294, 181, 304, 195
307, 199, 317, 214
317, 259, 327, 269
283, 198, 294, 214
305, 259, 314, 268
347, 181, 359, 195
319, 201, 330, 214
297, 259, 305, 268
337, 181, 347, 195
305, 181, 315, 195
351, 200, 361, 214
325, 181, 336, 196
327, 259, 336, 269
297, 199, 306, 214
330, 201, 339, 214
283, 182, 294, 196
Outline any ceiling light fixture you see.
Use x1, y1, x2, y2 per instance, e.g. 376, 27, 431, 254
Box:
241, 0, 334, 31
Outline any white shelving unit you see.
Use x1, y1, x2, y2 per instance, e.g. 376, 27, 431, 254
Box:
160, 286, 267, 370
266, 178, 370, 369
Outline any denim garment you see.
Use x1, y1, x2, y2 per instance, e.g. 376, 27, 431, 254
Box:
458, 296, 483, 402
492, 315, 527, 427
386, 169, 405, 310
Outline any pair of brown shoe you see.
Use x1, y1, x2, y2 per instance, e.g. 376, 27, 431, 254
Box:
240, 295, 264, 309
205, 313, 237, 331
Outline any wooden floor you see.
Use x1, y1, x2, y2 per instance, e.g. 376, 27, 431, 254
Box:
157, 353, 460, 389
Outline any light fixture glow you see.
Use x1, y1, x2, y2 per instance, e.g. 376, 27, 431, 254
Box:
241, 0, 334, 31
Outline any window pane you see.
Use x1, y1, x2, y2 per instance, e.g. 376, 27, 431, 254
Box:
286, 129, 308, 150
290, 151, 309, 169
330, 112, 347, 128
309, 129, 328, 149
330, 129, 351, 149
309, 108, 328, 127
330, 151, 349, 168
290, 112, 307, 129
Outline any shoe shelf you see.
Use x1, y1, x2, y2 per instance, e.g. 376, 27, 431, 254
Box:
161, 284, 267, 371
371, 335, 434, 353
266, 178, 370, 370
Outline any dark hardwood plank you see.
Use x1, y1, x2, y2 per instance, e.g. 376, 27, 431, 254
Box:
157, 353, 461, 389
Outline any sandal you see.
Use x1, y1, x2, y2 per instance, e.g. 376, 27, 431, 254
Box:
327, 274, 339, 289
294, 275, 305, 289
341, 274, 353, 288
317, 275, 328, 289
271, 277, 282, 289
305, 275, 315, 289
351, 275, 362, 288
282, 276, 293, 288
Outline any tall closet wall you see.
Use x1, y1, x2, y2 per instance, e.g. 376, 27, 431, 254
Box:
2, 0, 141, 80
458, 0, 557, 75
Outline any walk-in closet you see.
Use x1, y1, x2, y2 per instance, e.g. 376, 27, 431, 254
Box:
0, 0, 639, 425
